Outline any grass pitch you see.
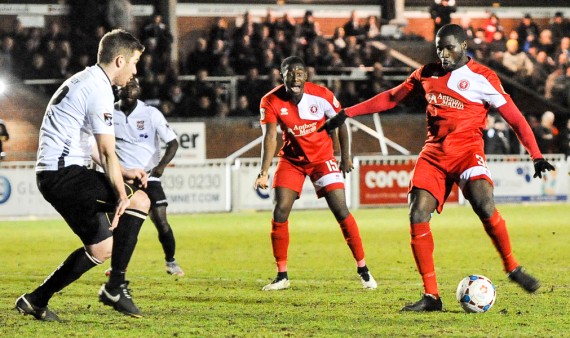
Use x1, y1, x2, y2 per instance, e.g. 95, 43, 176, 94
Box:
1, 204, 569, 337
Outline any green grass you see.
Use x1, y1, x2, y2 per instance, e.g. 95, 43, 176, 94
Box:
1, 204, 569, 337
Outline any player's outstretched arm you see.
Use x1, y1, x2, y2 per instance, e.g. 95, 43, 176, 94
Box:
533, 158, 555, 179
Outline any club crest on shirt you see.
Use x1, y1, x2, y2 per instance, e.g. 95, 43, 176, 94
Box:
136, 120, 145, 130
309, 105, 318, 114
458, 79, 470, 91
104, 113, 113, 126
280, 108, 288, 115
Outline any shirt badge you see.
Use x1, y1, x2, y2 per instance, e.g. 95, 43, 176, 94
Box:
309, 105, 318, 114
458, 79, 470, 91
104, 113, 113, 126
280, 108, 288, 115
137, 120, 145, 130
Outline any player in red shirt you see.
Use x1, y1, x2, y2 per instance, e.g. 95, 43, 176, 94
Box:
320, 24, 554, 311
253, 56, 377, 291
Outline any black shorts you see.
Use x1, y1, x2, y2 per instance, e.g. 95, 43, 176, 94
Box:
37, 165, 140, 245
145, 180, 168, 208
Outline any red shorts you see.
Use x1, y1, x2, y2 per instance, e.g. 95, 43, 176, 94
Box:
410, 144, 493, 213
272, 157, 345, 198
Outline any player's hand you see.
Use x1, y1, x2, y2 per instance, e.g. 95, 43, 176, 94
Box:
110, 196, 131, 230
339, 157, 354, 177
150, 166, 165, 178
317, 110, 347, 133
124, 168, 148, 188
254, 172, 269, 190
533, 158, 555, 178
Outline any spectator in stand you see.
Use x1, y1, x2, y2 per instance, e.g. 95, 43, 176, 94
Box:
554, 37, 570, 65
467, 29, 489, 61
276, 12, 297, 44
238, 66, 266, 112
208, 17, 230, 46
343, 10, 365, 41
185, 37, 210, 75
537, 29, 556, 56
550, 12, 570, 45
141, 13, 173, 55
516, 14, 540, 53
187, 68, 215, 103
460, 17, 476, 41
193, 95, 215, 117
545, 54, 569, 101
342, 35, 361, 65
230, 94, 254, 117
40, 21, 67, 51
259, 48, 279, 75
502, 39, 534, 84
332, 27, 347, 52
166, 83, 191, 117
0, 36, 15, 74
484, 13, 503, 43
429, 0, 456, 40
209, 39, 228, 73
106, 0, 133, 31
299, 10, 318, 48
215, 102, 230, 118
531, 50, 556, 95
488, 30, 507, 55
484, 115, 515, 155
364, 15, 381, 40
533, 111, 559, 154
211, 54, 235, 76
55, 56, 73, 80
231, 34, 258, 74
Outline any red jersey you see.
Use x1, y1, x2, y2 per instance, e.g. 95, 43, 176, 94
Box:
346, 58, 542, 159
260, 82, 343, 164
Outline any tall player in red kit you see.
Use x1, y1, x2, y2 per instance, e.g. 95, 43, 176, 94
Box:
253, 56, 377, 291
320, 24, 554, 311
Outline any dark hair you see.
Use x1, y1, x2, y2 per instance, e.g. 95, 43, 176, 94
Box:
436, 24, 467, 43
98, 29, 145, 65
280, 56, 305, 73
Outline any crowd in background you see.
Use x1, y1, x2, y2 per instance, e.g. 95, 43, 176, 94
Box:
1, 2, 570, 156
461, 11, 570, 109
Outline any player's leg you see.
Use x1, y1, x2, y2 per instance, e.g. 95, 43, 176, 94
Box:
150, 206, 184, 276
262, 187, 296, 291
324, 188, 376, 289
100, 188, 150, 317
463, 179, 540, 292
400, 187, 443, 312
16, 167, 114, 321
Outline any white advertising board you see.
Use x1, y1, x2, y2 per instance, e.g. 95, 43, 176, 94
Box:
0, 166, 58, 217
168, 122, 206, 163
489, 159, 568, 203
160, 165, 229, 213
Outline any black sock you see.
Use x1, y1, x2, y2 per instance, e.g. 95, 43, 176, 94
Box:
277, 271, 288, 280
30, 248, 98, 307
357, 265, 369, 275
108, 210, 146, 289
158, 229, 176, 262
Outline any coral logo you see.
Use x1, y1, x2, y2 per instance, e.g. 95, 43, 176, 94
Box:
0, 176, 11, 204
365, 170, 411, 188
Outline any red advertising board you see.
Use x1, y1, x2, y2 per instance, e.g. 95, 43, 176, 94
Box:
360, 162, 459, 205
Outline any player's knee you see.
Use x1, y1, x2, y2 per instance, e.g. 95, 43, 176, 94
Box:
409, 209, 431, 224
130, 190, 151, 212
87, 238, 113, 262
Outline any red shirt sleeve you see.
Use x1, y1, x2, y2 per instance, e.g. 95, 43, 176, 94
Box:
497, 99, 543, 160
345, 68, 420, 117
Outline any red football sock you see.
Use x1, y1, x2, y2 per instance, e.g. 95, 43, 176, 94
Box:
482, 209, 518, 273
410, 222, 438, 297
339, 213, 365, 263
271, 220, 289, 272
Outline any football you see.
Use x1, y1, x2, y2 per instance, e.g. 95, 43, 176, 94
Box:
456, 275, 496, 313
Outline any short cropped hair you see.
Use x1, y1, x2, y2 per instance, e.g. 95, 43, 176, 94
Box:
98, 29, 145, 65
436, 24, 468, 43
280, 56, 305, 73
